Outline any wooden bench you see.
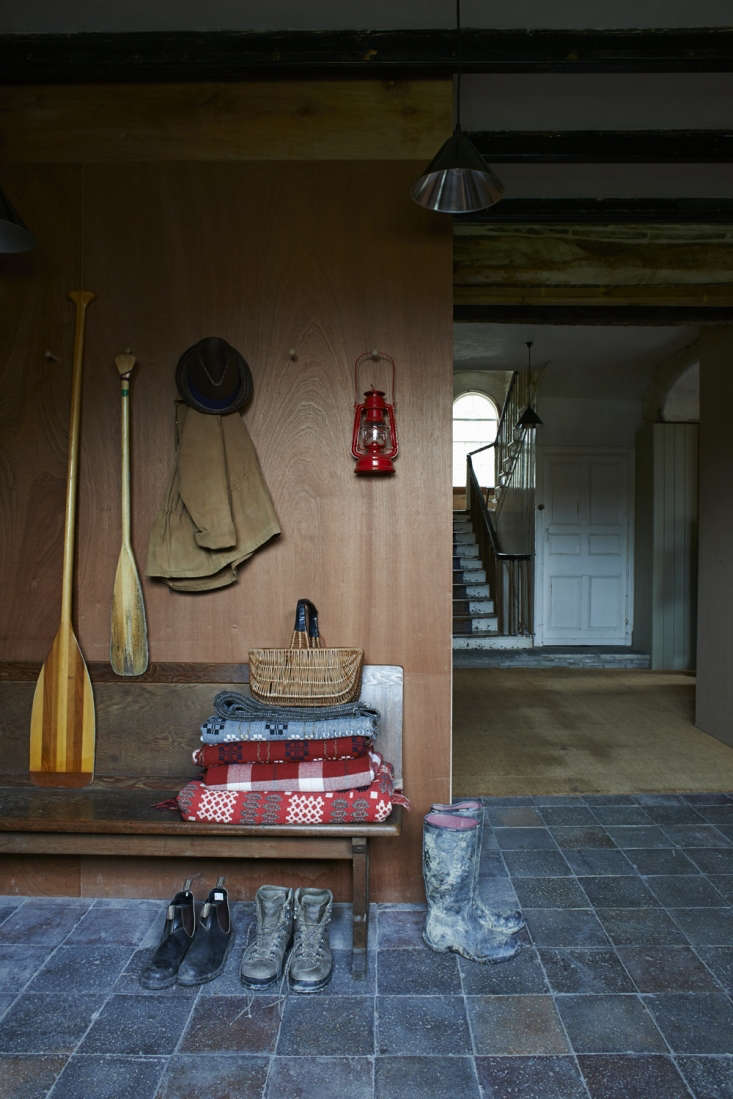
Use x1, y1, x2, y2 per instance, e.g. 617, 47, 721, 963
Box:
0, 664, 404, 976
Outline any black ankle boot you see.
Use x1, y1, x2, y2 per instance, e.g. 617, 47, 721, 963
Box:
141, 880, 196, 989
178, 878, 234, 985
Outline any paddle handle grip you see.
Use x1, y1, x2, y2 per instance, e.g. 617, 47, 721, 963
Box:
61, 291, 95, 628
114, 353, 136, 548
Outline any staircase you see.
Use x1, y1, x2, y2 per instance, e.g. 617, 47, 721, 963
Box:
452, 510, 530, 651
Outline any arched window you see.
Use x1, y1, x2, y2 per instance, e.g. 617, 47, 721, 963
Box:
453, 392, 499, 487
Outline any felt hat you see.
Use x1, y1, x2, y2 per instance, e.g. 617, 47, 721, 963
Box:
176, 336, 253, 415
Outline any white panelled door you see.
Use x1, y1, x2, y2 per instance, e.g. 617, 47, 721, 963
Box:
537, 449, 633, 645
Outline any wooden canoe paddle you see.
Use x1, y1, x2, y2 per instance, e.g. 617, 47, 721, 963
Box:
110, 352, 149, 676
29, 291, 96, 787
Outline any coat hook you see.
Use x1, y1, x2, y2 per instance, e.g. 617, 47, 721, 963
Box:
370, 348, 380, 361
288, 348, 298, 362
44, 349, 60, 362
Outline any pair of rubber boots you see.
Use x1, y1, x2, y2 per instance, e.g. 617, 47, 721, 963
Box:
240, 885, 333, 994
141, 877, 234, 989
423, 800, 523, 963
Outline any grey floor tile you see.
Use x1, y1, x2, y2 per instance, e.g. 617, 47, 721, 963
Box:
181, 995, 280, 1054
578, 875, 660, 908
266, 1056, 371, 1099
513, 876, 590, 909
322, 949, 377, 994
643, 804, 706, 825
556, 994, 666, 1054
578, 1053, 692, 1099
0, 995, 15, 1017
562, 848, 636, 876
0, 945, 56, 991
377, 906, 425, 948
551, 826, 616, 850
683, 794, 733, 805
686, 848, 733, 875
28, 944, 135, 993
0, 992, 105, 1054
605, 826, 671, 849
476, 876, 521, 915
502, 850, 572, 877
158, 1054, 270, 1099
377, 994, 472, 1055
459, 946, 548, 994
644, 874, 726, 907
67, 902, 161, 947
677, 1054, 733, 1098
0, 905, 21, 928
692, 806, 733, 825
375, 1055, 481, 1099
665, 824, 732, 848
670, 907, 733, 946
494, 827, 556, 850
79, 993, 193, 1055
466, 994, 569, 1055
327, 903, 378, 952
590, 805, 654, 825
625, 848, 699, 875
595, 907, 687, 946
708, 874, 733, 900
616, 945, 722, 993
487, 805, 544, 827
539, 805, 599, 826
524, 908, 610, 948
0, 905, 88, 947
584, 795, 637, 805
277, 995, 374, 1056
643, 992, 733, 1053
696, 945, 733, 993
539, 948, 636, 993
717, 825, 733, 843
378, 946, 461, 995
51, 1054, 167, 1099
475, 1055, 587, 1098
0, 1054, 67, 1098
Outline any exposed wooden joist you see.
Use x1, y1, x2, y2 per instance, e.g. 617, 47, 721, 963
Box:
2, 28, 733, 84
468, 130, 733, 163
454, 304, 733, 324
454, 199, 733, 224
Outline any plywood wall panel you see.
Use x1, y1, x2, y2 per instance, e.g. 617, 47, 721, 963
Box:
0, 83, 452, 901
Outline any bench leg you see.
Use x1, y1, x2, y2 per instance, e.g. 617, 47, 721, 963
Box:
351, 836, 369, 978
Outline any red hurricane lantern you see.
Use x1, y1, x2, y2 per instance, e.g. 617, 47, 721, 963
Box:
352, 351, 398, 475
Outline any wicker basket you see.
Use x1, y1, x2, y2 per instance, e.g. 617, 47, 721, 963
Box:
249, 599, 363, 707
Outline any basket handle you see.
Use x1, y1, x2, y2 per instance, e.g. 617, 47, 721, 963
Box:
291, 598, 322, 649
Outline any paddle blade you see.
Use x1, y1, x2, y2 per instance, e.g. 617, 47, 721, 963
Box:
29, 626, 95, 786
110, 544, 149, 676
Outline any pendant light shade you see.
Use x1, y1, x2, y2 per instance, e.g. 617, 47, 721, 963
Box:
516, 404, 543, 429
410, 127, 505, 214
0, 187, 34, 252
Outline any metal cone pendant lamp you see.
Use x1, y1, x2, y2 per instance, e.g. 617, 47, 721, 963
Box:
0, 187, 34, 252
517, 341, 543, 429
411, 0, 504, 214
410, 125, 504, 214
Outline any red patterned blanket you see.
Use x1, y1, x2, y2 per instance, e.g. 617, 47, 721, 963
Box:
174, 756, 409, 825
201, 753, 376, 792
192, 734, 372, 768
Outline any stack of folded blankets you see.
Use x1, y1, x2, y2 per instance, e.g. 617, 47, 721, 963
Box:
174, 691, 409, 825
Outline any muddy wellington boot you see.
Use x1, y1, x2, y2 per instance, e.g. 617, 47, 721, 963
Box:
240, 885, 294, 990
289, 887, 334, 993
422, 812, 520, 963
140, 879, 196, 989
178, 877, 235, 985
431, 800, 523, 934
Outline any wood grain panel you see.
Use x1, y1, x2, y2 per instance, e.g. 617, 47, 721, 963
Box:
0, 82, 452, 900
0, 81, 451, 164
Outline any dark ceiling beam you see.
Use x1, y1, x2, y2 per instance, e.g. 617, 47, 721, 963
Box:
454, 199, 733, 224
2, 28, 733, 84
454, 304, 733, 324
469, 130, 733, 164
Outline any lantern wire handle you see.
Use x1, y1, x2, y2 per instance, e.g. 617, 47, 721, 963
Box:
354, 351, 396, 407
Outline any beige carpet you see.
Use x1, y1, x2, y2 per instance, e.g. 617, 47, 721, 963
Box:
452, 668, 733, 797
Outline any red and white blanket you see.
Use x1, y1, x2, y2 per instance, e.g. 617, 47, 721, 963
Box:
174, 756, 409, 825
192, 733, 372, 768
200, 752, 378, 792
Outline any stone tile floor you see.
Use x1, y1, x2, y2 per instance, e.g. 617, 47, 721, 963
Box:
0, 792, 731, 1098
